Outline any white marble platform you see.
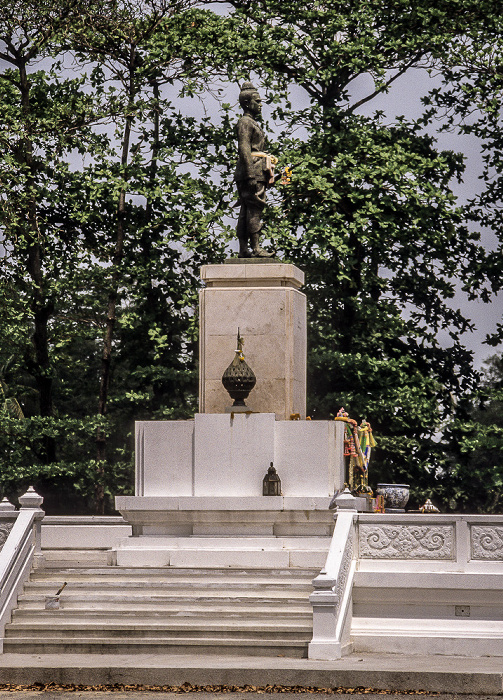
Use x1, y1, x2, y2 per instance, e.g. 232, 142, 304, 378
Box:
114, 496, 335, 538
135, 414, 345, 499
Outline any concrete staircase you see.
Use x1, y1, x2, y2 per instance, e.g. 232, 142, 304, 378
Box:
3, 550, 318, 657
113, 536, 330, 569
351, 569, 503, 656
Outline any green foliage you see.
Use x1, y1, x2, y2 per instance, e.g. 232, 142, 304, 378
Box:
1, 0, 502, 513
421, 10, 503, 340
440, 355, 503, 513
0, 0, 233, 512
222, 0, 499, 504
0, 414, 132, 512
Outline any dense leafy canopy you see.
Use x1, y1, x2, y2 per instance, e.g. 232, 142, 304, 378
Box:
441, 355, 503, 513
225, 0, 503, 502
0, 0, 502, 512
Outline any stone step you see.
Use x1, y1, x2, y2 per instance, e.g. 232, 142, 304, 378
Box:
12, 606, 311, 618
114, 548, 325, 568
42, 549, 110, 565
2, 637, 308, 657
8, 558, 316, 658
30, 566, 318, 580
111, 536, 329, 569
115, 536, 330, 549
24, 581, 313, 595
18, 592, 310, 607
351, 616, 503, 656
6, 619, 311, 639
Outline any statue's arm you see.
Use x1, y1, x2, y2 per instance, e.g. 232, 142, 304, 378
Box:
237, 119, 256, 184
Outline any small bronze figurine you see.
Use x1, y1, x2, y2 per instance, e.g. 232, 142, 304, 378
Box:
234, 82, 277, 258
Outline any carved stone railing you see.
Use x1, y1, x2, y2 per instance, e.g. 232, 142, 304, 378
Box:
0, 487, 44, 652
471, 524, 503, 561
357, 513, 503, 569
309, 507, 503, 660
0, 498, 17, 555
308, 488, 357, 660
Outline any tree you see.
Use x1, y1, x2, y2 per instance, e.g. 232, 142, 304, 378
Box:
422, 8, 503, 341
2, 0, 502, 513
0, 0, 233, 512
0, 0, 105, 443
441, 354, 503, 513
64, 1, 235, 510
0, 2, 125, 507
222, 0, 499, 503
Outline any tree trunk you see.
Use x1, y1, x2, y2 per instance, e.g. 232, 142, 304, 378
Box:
95, 47, 136, 513
19, 61, 56, 460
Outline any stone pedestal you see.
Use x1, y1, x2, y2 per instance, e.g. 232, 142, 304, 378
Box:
118, 414, 346, 552
199, 261, 306, 420
134, 414, 345, 499
114, 260, 349, 568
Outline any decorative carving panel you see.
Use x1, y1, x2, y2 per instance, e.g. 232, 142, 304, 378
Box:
359, 524, 454, 559
335, 528, 354, 613
0, 522, 13, 551
471, 526, 503, 561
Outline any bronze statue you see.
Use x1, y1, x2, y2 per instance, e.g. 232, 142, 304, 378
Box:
234, 82, 277, 258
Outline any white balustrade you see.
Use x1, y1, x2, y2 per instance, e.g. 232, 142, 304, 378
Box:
308, 488, 357, 660
357, 512, 503, 569
0, 487, 44, 652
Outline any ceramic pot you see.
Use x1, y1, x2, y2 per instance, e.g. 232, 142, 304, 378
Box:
376, 483, 410, 512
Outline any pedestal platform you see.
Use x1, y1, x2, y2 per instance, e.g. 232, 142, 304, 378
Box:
113, 415, 345, 563
199, 262, 306, 419
113, 496, 335, 566
114, 262, 340, 568
134, 414, 345, 498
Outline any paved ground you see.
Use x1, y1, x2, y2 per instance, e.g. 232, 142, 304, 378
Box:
0, 695, 501, 700
0, 653, 501, 695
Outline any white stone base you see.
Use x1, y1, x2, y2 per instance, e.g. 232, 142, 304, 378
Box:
308, 640, 353, 660
115, 496, 334, 537
41, 517, 131, 549
351, 618, 503, 656
113, 496, 334, 568
113, 535, 330, 569
135, 415, 345, 498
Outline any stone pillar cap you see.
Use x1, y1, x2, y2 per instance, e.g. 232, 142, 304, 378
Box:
0, 497, 15, 512
334, 487, 358, 512
19, 486, 44, 510
201, 262, 304, 289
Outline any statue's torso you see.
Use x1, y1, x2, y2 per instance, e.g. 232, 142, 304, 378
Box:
235, 115, 267, 182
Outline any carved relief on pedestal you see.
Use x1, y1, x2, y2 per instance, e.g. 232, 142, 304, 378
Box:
359, 524, 454, 559
471, 525, 503, 561
0, 523, 13, 551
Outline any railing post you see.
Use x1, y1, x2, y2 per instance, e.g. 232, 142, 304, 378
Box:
18, 486, 44, 559
309, 488, 358, 660
0, 499, 17, 552
334, 488, 358, 513
0, 499, 15, 513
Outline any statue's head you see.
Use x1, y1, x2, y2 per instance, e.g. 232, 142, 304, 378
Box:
239, 81, 261, 116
